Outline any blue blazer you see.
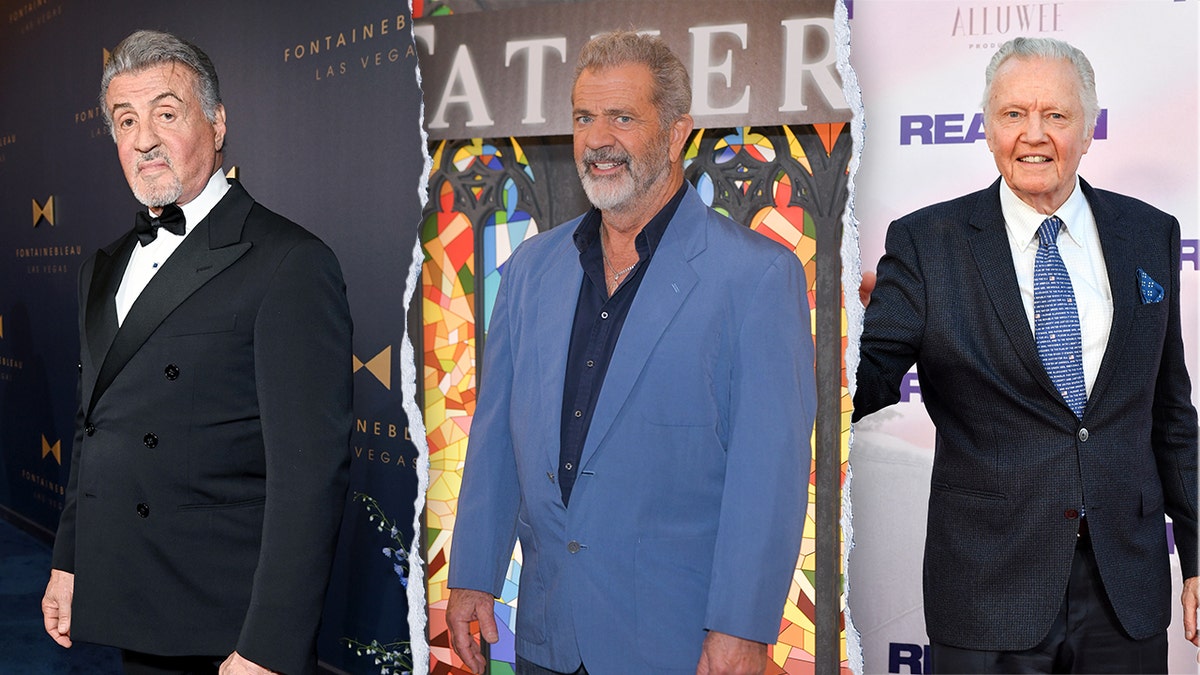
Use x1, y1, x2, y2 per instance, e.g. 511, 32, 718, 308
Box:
854, 178, 1198, 650
450, 184, 816, 673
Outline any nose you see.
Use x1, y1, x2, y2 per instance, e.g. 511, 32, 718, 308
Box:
1021, 115, 1047, 143
581, 118, 616, 149
132, 120, 161, 153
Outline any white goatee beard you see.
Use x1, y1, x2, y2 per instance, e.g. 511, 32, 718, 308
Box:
577, 141, 670, 213
131, 150, 184, 208
132, 175, 184, 209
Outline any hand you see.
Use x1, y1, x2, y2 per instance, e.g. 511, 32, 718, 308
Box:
1183, 576, 1199, 650
41, 569, 75, 648
695, 630, 768, 675
859, 271, 876, 308
446, 588, 498, 674
219, 651, 277, 674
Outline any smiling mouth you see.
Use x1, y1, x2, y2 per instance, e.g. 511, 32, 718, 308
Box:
590, 160, 626, 172
1018, 156, 1052, 164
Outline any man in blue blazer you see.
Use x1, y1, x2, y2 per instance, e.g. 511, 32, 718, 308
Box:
446, 32, 816, 675
41, 31, 352, 675
854, 37, 1197, 672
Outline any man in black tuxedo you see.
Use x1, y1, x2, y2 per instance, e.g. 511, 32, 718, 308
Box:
855, 37, 1197, 673
40, 30, 352, 675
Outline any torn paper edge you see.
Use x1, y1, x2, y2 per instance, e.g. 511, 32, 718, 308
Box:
835, 0, 867, 672
405, 9, 434, 675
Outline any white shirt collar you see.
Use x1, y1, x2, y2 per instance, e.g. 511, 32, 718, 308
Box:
999, 176, 1089, 252
157, 169, 231, 235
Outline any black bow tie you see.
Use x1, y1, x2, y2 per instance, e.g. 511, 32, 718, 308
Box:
134, 204, 186, 246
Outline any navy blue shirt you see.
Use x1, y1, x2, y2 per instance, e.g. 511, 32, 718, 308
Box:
558, 184, 686, 505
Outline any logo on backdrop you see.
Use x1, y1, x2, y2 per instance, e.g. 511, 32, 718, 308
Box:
1183, 240, 1198, 272
899, 109, 1107, 145
32, 195, 55, 226
8, 0, 63, 34
415, 0, 849, 139
353, 344, 392, 390
353, 416, 415, 469
72, 47, 114, 140
41, 434, 61, 464
900, 372, 922, 404
281, 13, 415, 82
75, 103, 109, 140
0, 324, 21, 382
20, 194, 82, 275
0, 131, 13, 164
888, 643, 932, 674
950, 1, 1065, 49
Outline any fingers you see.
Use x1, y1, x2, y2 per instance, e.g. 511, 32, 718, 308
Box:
218, 651, 277, 675
478, 606, 500, 645
1183, 577, 1199, 647
447, 590, 493, 674
41, 586, 73, 648
859, 270, 877, 308
448, 620, 487, 675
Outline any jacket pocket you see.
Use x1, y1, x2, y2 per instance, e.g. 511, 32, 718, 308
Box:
930, 482, 1006, 501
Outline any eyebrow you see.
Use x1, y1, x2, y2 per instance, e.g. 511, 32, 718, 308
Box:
573, 106, 634, 117
110, 90, 185, 115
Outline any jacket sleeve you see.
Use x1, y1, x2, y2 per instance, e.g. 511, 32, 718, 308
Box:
447, 245, 522, 597
853, 218, 926, 422
1150, 217, 1198, 579
50, 256, 94, 574
703, 250, 816, 643
235, 238, 353, 674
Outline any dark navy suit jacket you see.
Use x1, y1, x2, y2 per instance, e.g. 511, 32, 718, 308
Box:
854, 178, 1198, 650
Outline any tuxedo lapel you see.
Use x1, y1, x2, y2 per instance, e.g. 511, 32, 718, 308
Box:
1079, 180, 1135, 410
88, 181, 254, 413
83, 234, 136, 409
577, 190, 704, 469
966, 182, 1065, 405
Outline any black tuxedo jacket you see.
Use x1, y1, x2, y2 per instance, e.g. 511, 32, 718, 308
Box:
854, 178, 1198, 650
52, 180, 353, 674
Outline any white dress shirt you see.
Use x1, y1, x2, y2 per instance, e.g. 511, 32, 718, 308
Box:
1000, 177, 1113, 396
115, 170, 231, 325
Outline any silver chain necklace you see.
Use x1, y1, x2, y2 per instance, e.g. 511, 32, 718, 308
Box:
603, 250, 637, 282
601, 226, 638, 285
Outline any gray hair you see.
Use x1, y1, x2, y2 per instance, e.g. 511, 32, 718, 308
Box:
982, 37, 1099, 132
100, 30, 222, 139
574, 31, 691, 129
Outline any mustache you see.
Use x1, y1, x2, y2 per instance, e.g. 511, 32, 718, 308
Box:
580, 147, 630, 166
136, 149, 172, 170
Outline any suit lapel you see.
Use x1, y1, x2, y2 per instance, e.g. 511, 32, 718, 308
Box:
966, 180, 1065, 405
89, 181, 254, 413
577, 189, 704, 468
1079, 179, 1135, 409
83, 234, 136, 409
534, 234, 584, 472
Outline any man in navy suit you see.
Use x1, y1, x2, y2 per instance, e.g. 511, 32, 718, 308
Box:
41, 30, 352, 675
446, 31, 816, 675
855, 37, 1197, 673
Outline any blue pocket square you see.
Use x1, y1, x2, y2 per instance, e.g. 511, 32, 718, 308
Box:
1137, 268, 1164, 304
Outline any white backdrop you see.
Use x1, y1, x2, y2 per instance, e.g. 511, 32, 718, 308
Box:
846, 1, 1199, 673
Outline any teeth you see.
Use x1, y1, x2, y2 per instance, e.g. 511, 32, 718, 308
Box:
593, 162, 620, 170
1020, 156, 1050, 163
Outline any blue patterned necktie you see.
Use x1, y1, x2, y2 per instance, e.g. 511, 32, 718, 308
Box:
1034, 216, 1086, 418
